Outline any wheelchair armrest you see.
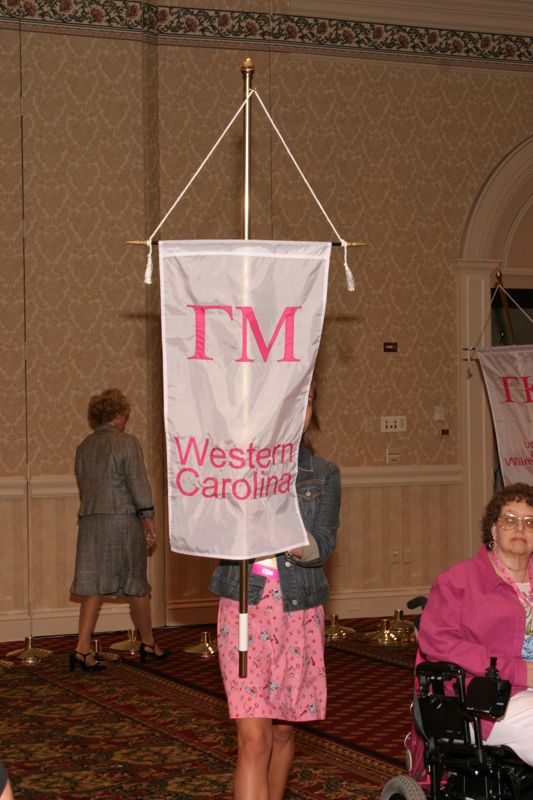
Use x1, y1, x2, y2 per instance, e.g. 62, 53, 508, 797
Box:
465, 674, 511, 719
416, 661, 466, 682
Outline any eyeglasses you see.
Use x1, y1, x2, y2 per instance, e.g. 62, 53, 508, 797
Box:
498, 513, 533, 532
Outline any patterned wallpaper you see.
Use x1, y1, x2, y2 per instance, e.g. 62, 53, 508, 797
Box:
0, 4, 532, 478
20, 32, 150, 474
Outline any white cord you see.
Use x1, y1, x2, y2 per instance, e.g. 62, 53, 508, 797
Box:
465, 285, 533, 376
144, 88, 356, 291
497, 285, 533, 327
252, 90, 355, 292
144, 91, 253, 284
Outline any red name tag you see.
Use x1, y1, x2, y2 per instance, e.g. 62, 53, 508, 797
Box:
252, 562, 279, 580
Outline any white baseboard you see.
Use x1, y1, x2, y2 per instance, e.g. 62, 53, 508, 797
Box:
0, 607, 136, 643
166, 597, 219, 627
327, 587, 429, 620
0, 588, 430, 642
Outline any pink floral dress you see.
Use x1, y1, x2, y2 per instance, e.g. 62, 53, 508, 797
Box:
217, 578, 327, 720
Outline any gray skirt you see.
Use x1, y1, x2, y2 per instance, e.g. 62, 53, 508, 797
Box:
70, 513, 151, 597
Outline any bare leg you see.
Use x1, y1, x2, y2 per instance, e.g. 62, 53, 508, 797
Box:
234, 718, 273, 800
0, 778, 15, 800
127, 593, 165, 657
128, 594, 153, 642
75, 595, 103, 665
268, 724, 295, 800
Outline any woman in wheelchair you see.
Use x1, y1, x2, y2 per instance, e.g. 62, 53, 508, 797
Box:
418, 482, 533, 767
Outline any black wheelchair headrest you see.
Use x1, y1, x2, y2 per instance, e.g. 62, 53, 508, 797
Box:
407, 595, 428, 611
407, 595, 428, 629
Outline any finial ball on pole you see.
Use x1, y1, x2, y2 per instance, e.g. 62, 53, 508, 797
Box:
241, 57, 255, 78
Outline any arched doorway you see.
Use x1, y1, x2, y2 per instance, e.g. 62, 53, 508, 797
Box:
457, 135, 533, 553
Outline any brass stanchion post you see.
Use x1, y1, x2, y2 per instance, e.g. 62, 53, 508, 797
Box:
7, 635, 52, 664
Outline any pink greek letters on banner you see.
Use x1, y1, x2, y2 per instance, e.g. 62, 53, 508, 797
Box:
159, 240, 331, 560
478, 345, 533, 485
187, 305, 302, 362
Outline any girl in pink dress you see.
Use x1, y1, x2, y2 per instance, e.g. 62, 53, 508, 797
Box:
209, 385, 341, 799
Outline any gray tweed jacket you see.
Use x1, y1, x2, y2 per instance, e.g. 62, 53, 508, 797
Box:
75, 423, 154, 518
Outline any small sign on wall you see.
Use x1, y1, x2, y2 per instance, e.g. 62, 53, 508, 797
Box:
383, 342, 398, 352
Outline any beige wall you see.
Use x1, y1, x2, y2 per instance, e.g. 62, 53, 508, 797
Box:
1, 4, 532, 640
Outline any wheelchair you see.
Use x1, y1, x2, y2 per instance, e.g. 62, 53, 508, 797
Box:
380, 658, 533, 800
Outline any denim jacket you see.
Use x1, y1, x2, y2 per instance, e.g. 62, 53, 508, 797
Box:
208, 443, 341, 612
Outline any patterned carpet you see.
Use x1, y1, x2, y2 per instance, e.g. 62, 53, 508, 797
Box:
0, 621, 413, 798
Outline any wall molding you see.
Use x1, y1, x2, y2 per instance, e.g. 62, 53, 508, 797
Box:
2, 465, 462, 498
29, 475, 78, 498
503, 195, 533, 266
165, 586, 433, 627
461, 136, 533, 260
341, 464, 462, 487
328, 586, 430, 618
0, 477, 27, 499
0, 607, 134, 642
0, 475, 79, 498
288, 1, 533, 36
456, 258, 501, 276
1, 3, 532, 69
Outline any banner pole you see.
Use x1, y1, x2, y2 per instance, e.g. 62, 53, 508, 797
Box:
239, 56, 254, 678
241, 56, 253, 241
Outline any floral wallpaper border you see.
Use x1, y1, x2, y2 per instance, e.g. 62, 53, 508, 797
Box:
1, 2, 532, 66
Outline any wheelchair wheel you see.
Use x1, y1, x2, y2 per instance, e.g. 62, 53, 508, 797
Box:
380, 775, 427, 800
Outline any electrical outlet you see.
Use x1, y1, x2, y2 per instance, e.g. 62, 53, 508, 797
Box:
391, 549, 401, 564
386, 448, 400, 464
381, 415, 406, 432
434, 406, 445, 421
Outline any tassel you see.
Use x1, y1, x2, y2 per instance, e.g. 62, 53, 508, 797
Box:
342, 242, 355, 292
144, 242, 153, 285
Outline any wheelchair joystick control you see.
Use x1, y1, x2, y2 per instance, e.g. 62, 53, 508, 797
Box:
486, 656, 499, 678
466, 656, 511, 718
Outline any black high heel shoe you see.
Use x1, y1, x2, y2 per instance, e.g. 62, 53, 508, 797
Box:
69, 650, 106, 672
139, 642, 171, 662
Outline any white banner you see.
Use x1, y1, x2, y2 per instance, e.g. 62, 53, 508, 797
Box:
478, 345, 533, 485
159, 240, 331, 559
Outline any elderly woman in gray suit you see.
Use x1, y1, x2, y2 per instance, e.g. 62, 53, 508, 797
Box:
70, 388, 169, 670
